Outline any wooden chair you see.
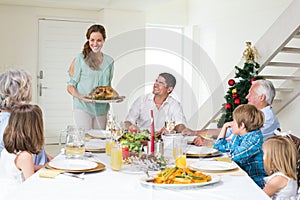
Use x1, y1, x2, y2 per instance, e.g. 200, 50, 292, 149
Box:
288, 134, 300, 188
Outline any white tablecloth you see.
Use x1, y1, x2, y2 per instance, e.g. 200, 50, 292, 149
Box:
2, 152, 271, 200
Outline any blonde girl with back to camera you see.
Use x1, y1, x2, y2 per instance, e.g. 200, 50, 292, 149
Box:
263, 135, 298, 199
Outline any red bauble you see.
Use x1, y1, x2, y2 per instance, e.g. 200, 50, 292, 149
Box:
234, 98, 241, 105
232, 93, 238, 99
225, 103, 232, 110
228, 79, 235, 86
250, 77, 256, 84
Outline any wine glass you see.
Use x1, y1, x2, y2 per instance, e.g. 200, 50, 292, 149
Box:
165, 119, 175, 134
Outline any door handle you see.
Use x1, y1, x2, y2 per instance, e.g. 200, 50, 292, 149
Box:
39, 83, 48, 96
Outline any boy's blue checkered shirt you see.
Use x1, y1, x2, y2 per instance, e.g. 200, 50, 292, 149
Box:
214, 129, 266, 188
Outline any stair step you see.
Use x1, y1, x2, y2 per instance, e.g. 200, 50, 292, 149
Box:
281, 47, 300, 54
275, 87, 294, 92
267, 62, 300, 67
263, 75, 300, 80
295, 31, 300, 39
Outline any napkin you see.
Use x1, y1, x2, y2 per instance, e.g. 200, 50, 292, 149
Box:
39, 168, 64, 178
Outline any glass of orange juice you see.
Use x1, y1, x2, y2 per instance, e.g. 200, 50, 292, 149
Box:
110, 144, 122, 171
173, 135, 186, 168
106, 138, 116, 156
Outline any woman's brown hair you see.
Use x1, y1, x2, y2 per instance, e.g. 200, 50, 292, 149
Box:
3, 104, 44, 154
263, 135, 297, 180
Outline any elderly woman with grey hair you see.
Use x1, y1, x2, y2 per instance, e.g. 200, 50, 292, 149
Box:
0, 69, 52, 170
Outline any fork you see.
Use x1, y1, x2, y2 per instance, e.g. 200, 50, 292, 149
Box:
62, 172, 85, 180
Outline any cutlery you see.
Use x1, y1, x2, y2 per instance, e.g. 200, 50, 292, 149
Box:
62, 172, 85, 180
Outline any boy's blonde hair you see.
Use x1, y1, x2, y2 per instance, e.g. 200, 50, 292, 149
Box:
263, 135, 297, 180
233, 104, 264, 131
3, 104, 44, 154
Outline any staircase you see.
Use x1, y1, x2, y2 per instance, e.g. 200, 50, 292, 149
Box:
199, 0, 300, 129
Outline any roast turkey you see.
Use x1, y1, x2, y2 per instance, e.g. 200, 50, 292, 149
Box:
88, 86, 119, 100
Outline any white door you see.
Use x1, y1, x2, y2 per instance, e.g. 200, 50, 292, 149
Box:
38, 19, 93, 144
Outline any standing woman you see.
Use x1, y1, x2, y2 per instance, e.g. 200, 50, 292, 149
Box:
67, 24, 114, 130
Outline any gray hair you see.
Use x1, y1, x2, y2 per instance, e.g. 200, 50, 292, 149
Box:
252, 79, 275, 105
0, 69, 32, 110
159, 72, 176, 88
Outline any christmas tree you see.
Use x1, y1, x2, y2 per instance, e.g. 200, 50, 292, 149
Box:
217, 42, 263, 128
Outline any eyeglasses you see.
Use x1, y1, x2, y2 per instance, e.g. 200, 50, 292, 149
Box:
155, 79, 167, 87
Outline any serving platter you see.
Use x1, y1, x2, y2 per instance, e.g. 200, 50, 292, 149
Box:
140, 174, 220, 189
46, 159, 105, 173
86, 97, 124, 103
190, 160, 238, 172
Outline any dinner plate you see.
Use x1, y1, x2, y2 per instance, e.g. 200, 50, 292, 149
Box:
45, 159, 105, 173
140, 174, 220, 189
86, 129, 110, 139
48, 159, 97, 171
190, 160, 238, 172
186, 146, 222, 158
186, 146, 218, 155
85, 138, 106, 153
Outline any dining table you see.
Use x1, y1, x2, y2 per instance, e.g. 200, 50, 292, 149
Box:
3, 142, 271, 200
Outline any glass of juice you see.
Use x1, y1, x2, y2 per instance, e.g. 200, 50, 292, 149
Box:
172, 135, 186, 168
110, 144, 122, 171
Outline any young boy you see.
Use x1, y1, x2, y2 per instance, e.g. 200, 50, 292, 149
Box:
214, 104, 266, 188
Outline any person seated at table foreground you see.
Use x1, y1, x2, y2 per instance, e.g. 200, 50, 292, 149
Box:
0, 104, 45, 182
124, 72, 187, 134
185, 79, 280, 146
262, 135, 298, 199
0, 69, 52, 170
214, 104, 266, 188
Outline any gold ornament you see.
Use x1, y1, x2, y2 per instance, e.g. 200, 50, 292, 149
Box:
243, 42, 260, 63
232, 88, 237, 94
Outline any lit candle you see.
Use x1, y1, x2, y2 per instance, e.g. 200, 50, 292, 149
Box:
150, 110, 155, 154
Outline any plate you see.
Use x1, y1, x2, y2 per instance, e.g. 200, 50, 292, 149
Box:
186, 146, 222, 158
46, 159, 105, 173
140, 174, 220, 189
85, 138, 106, 153
86, 129, 110, 139
87, 97, 124, 103
186, 146, 217, 155
190, 160, 238, 172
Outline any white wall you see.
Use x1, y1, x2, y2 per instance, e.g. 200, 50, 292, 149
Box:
0, 1, 298, 133
0, 5, 99, 103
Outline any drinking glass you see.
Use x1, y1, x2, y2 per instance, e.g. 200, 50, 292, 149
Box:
65, 127, 85, 159
172, 135, 186, 168
110, 144, 122, 171
165, 119, 175, 134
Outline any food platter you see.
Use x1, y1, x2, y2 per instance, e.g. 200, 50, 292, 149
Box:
190, 160, 238, 172
46, 159, 105, 173
86, 97, 124, 103
140, 174, 220, 189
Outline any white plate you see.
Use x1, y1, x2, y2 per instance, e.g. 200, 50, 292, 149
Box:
185, 146, 218, 155
140, 174, 220, 189
49, 159, 98, 171
86, 129, 110, 139
190, 160, 238, 172
85, 139, 106, 149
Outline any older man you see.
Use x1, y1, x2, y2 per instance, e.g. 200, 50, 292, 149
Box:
185, 79, 280, 145
125, 72, 187, 133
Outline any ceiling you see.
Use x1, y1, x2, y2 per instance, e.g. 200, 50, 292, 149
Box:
0, 0, 177, 11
